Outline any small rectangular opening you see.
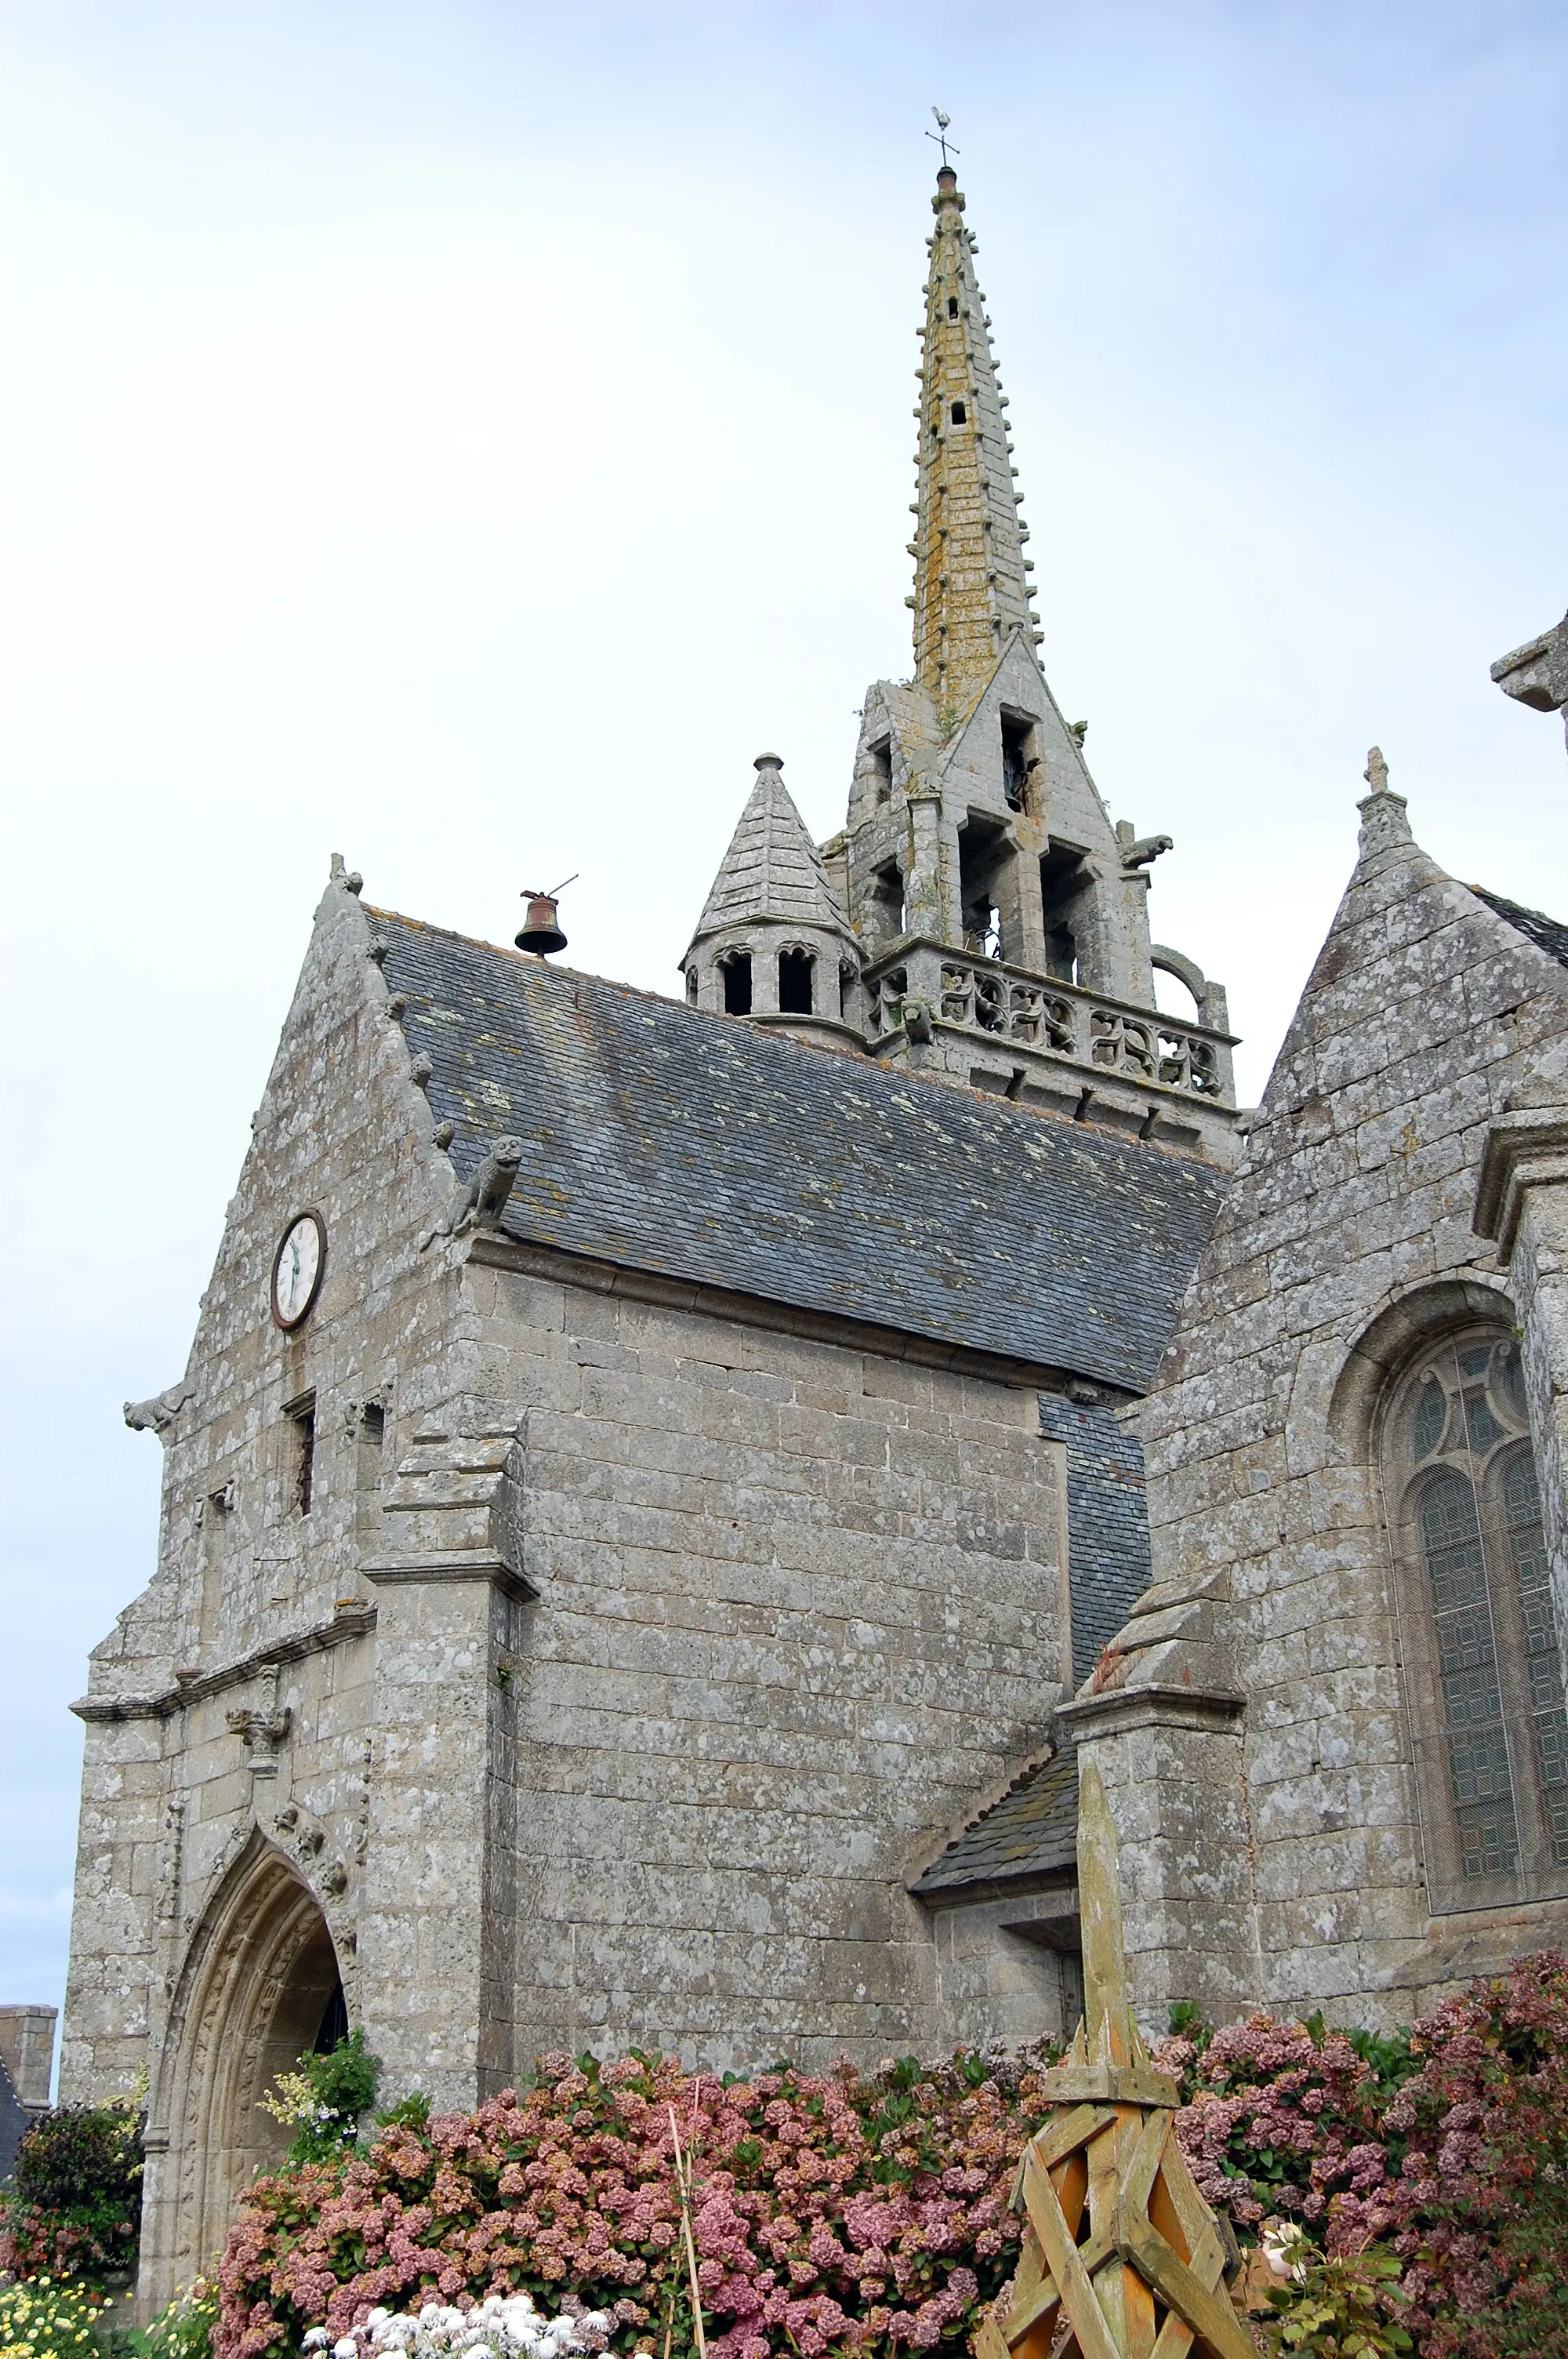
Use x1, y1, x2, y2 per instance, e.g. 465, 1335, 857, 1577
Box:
947, 296, 959, 320
1040, 844, 1090, 983
960, 815, 1009, 959
287, 1394, 317, 1518
871, 864, 906, 941
950, 400, 967, 426
778, 948, 814, 1016
721, 951, 753, 1016
869, 736, 893, 804
1001, 713, 1036, 813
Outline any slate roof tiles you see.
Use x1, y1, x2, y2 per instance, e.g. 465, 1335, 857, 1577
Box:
908, 1748, 1079, 1895
373, 912, 1225, 1393
1471, 885, 1568, 972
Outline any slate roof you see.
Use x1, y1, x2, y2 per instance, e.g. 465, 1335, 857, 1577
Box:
909, 1748, 1078, 1896
689, 762, 850, 942
1471, 885, 1568, 972
1039, 1398, 1154, 1689
374, 913, 1227, 1391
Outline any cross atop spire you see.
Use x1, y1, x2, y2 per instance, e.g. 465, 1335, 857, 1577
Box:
910, 165, 1038, 728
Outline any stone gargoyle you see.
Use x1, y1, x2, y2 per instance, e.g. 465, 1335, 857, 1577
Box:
419, 1135, 525, 1252
124, 1382, 196, 1437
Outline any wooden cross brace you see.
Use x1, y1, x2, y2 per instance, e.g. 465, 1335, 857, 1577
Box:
976, 1766, 1253, 2359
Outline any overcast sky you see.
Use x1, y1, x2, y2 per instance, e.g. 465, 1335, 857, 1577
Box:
3, 1, 1566, 2048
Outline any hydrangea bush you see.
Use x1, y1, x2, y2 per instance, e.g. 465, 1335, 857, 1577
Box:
219, 1956, 1568, 2359
220, 2048, 1053, 2359
1158, 1952, 1568, 2358
303, 2294, 611, 2359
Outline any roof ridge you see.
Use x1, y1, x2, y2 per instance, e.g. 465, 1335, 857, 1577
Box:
365, 906, 1221, 1166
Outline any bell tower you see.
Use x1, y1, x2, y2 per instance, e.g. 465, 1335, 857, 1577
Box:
685, 163, 1243, 1165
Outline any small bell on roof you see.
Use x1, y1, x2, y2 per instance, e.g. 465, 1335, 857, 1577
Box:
516, 875, 575, 957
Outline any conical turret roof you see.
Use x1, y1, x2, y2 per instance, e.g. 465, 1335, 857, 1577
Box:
690, 755, 850, 943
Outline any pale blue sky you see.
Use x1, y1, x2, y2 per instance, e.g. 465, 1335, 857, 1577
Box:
3, 2, 1566, 2054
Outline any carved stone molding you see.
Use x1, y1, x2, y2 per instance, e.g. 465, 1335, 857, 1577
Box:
1475, 1107, 1568, 1263
72, 1600, 376, 1725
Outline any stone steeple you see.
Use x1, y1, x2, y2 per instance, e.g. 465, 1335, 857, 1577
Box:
681, 754, 863, 1048
684, 168, 1243, 1164
912, 166, 1039, 725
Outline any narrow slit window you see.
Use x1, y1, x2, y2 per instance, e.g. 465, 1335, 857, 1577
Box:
872, 865, 906, 941
951, 400, 967, 426
1001, 714, 1035, 812
947, 296, 959, 320
292, 1401, 317, 1518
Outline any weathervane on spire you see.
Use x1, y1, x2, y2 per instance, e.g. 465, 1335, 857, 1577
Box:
926, 107, 959, 169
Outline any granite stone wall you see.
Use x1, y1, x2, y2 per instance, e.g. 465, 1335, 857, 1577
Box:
1082, 780, 1568, 2026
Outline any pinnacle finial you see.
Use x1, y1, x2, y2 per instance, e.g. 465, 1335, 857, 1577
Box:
1363, 745, 1389, 795
753, 751, 784, 772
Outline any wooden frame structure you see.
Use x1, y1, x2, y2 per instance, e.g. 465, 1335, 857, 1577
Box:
975, 1766, 1254, 2359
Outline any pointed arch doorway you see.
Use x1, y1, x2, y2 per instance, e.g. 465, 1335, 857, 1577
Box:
140, 1836, 346, 2315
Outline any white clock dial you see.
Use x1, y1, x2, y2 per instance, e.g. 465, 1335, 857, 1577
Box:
271, 1213, 325, 1329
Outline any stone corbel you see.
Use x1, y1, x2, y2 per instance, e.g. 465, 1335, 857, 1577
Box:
1492, 612, 1568, 752
1474, 1106, 1568, 1265
227, 1664, 291, 1775
227, 1703, 292, 1768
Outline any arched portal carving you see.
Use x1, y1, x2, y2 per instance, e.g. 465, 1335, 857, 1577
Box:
140, 1832, 341, 2314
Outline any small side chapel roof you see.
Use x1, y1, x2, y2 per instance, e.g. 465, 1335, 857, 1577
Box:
909, 1747, 1079, 1896
373, 911, 1225, 1393
688, 757, 849, 943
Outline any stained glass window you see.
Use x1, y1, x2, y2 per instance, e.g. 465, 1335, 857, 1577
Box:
1390, 1332, 1568, 1900
1421, 1469, 1518, 1877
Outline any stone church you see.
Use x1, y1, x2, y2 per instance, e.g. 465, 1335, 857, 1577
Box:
60, 164, 1568, 2311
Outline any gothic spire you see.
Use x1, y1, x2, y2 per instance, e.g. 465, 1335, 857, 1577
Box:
910, 166, 1040, 725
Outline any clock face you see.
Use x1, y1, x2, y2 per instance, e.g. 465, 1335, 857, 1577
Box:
271, 1212, 325, 1330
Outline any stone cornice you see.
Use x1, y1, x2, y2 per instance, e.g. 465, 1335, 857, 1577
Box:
1055, 1683, 1246, 1741
1474, 1106, 1568, 1259
362, 1552, 535, 1605
463, 1230, 1131, 1403
71, 1601, 376, 1725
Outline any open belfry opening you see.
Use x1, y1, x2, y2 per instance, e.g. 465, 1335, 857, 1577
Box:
70, 144, 1568, 2329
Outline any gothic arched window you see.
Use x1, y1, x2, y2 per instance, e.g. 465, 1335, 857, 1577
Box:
1384, 1328, 1568, 1907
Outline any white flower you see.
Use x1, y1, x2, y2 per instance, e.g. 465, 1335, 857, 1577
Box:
303, 2332, 332, 2353
334, 2339, 361, 2358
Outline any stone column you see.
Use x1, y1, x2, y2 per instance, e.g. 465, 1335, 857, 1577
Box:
356, 1569, 525, 2108
906, 790, 949, 940
1057, 1683, 1261, 2034
1475, 1105, 1568, 1671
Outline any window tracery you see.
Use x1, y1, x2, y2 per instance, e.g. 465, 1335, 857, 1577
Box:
1384, 1326, 1568, 1906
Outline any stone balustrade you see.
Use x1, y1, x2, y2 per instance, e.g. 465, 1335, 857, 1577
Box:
869, 943, 1235, 1107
